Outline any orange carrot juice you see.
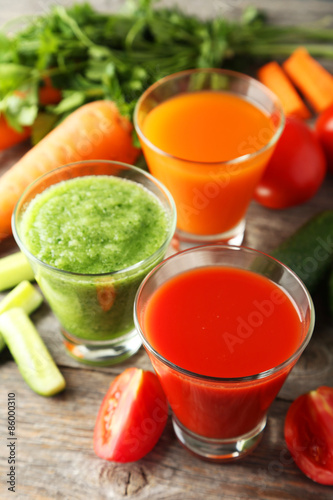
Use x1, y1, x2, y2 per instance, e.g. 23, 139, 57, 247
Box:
141, 90, 275, 236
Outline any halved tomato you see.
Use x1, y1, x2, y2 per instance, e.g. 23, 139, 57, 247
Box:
284, 386, 333, 485
93, 367, 168, 462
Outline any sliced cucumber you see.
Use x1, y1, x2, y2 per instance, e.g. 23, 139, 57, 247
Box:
0, 330, 5, 351
0, 280, 43, 315
329, 267, 333, 317
0, 252, 35, 291
0, 308, 66, 396
0, 281, 43, 353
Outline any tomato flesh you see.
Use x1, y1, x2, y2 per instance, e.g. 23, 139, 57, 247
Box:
284, 386, 333, 485
254, 116, 327, 209
315, 104, 333, 173
93, 367, 168, 462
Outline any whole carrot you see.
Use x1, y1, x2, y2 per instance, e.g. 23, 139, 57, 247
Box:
257, 61, 311, 120
283, 47, 333, 113
0, 100, 140, 241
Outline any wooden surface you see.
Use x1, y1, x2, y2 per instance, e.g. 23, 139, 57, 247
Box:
1, 1, 333, 499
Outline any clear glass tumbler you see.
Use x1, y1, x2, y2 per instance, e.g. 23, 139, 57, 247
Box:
13, 160, 176, 366
134, 68, 284, 249
134, 245, 314, 461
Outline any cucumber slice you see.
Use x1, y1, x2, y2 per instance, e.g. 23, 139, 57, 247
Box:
0, 331, 5, 351
0, 281, 43, 352
0, 252, 35, 291
329, 268, 333, 317
0, 308, 66, 396
0, 280, 43, 315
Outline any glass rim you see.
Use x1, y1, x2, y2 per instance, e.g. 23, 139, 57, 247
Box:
134, 67, 285, 167
12, 159, 177, 279
134, 244, 315, 384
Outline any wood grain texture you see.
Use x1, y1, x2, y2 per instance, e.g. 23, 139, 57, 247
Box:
1, 1, 333, 499
1, 363, 333, 500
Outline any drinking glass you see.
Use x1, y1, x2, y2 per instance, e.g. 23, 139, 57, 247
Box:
134, 245, 314, 461
134, 69, 284, 249
12, 160, 176, 366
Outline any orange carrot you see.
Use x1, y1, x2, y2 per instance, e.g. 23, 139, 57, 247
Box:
283, 47, 333, 113
0, 115, 31, 151
0, 100, 140, 241
258, 61, 311, 120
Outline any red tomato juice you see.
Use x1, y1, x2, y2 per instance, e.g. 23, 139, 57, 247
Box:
141, 91, 275, 235
143, 266, 303, 438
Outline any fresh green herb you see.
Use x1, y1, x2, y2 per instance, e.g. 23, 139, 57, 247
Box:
1, 0, 333, 135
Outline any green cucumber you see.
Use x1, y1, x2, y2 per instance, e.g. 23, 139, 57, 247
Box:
329, 268, 333, 317
0, 281, 43, 352
271, 210, 333, 294
0, 308, 66, 396
0, 252, 34, 291
0, 280, 43, 315
0, 329, 5, 352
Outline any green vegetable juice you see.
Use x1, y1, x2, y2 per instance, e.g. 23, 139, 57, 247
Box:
20, 175, 170, 341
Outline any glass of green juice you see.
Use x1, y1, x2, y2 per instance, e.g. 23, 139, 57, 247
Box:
12, 160, 176, 365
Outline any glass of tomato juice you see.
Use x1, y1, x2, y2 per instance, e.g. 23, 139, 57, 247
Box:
134, 68, 284, 250
134, 245, 314, 461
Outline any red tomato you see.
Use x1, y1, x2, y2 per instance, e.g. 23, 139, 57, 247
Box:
284, 386, 333, 485
93, 367, 168, 462
315, 104, 333, 173
39, 76, 62, 106
254, 116, 327, 209
0, 115, 31, 151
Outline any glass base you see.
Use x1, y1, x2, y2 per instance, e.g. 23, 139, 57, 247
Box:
61, 327, 142, 366
172, 219, 245, 251
172, 414, 266, 462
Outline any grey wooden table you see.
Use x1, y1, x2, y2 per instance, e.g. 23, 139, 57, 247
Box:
0, 1, 333, 499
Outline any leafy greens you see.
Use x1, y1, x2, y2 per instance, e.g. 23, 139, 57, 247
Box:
1, 0, 333, 135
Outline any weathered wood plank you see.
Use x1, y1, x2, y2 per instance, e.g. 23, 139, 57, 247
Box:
1, 0, 332, 25
1, 363, 333, 500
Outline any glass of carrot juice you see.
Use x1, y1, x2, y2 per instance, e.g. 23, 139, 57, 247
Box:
134, 245, 314, 461
134, 69, 284, 249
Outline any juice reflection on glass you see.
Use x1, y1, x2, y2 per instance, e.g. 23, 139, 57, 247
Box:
134, 245, 314, 461
134, 69, 284, 248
